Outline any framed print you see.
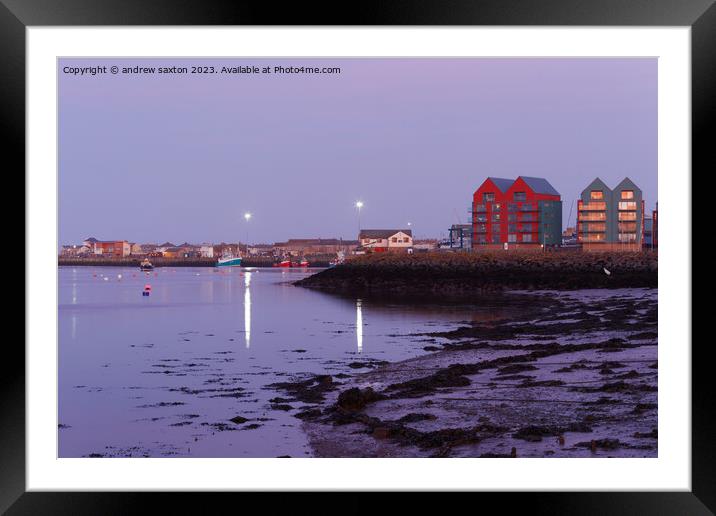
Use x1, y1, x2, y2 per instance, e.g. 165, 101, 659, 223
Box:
5, 0, 712, 512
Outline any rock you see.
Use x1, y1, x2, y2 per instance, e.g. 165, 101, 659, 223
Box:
336, 387, 386, 412
295, 408, 323, 420
229, 416, 248, 424
372, 427, 391, 439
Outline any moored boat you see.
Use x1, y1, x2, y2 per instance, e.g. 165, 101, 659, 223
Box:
216, 254, 243, 267
139, 258, 154, 271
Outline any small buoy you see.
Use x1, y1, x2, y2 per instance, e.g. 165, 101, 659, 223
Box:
117, 274, 122, 280
103, 277, 109, 281
603, 267, 611, 276
144, 284, 152, 290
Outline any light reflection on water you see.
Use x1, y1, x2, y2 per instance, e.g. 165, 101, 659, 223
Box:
356, 299, 363, 353
244, 271, 251, 349
58, 266, 510, 458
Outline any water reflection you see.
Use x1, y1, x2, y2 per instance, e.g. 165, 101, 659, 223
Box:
244, 272, 252, 348
356, 298, 363, 353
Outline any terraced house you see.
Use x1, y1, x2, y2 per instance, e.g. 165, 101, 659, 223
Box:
577, 177, 644, 251
471, 176, 562, 250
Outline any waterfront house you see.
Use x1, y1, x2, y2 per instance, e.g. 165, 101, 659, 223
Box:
82, 237, 131, 257
199, 244, 214, 258
157, 242, 176, 253
273, 238, 358, 257
577, 177, 645, 251
60, 244, 91, 256
472, 176, 562, 250
358, 229, 413, 252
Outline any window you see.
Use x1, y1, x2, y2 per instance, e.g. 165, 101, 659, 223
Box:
391, 237, 397, 243
508, 224, 517, 233
586, 223, 606, 232
618, 201, 637, 210
475, 224, 487, 233
491, 235, 501, 244
483, 192, 495, 202
621, 190, 634, 200
590, 191, 604, 200
522, 203, 534, 211
521, 223, 532, 232
508, 213, 517, 222
507, 203, 518, 212
493, 203, 502, 212
492, 213, 501, 222
514, 192, 527, 202
491, 224, 501, 233
474, 204, 487, 212
508, 234, 517, 243
578, 212, 606, 221
618, 212, 637, 221
522, 234, 532, 243
618, 233, 637, 242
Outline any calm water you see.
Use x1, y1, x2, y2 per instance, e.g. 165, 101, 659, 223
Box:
58, 266, 508, 457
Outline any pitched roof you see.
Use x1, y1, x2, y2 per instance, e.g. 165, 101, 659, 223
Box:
159, 242, 176, 248
519, 176, 561, 196
359, 229, 413, 239
84, 237, 98, 242
486, 177, 514, 192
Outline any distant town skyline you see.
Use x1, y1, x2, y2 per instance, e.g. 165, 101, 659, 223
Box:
59, 57, 657, 245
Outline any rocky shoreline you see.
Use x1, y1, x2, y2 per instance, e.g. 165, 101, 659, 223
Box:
295, 251, 657, 293
269, 288, 658, 458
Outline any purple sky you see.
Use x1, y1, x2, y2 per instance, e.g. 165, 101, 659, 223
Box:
59, 58, 657, 245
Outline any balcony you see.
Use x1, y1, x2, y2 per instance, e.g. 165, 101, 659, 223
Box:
580, 201, 607, 211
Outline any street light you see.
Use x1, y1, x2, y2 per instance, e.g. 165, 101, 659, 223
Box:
244, 212, 251, 255
355, 201, 364, 235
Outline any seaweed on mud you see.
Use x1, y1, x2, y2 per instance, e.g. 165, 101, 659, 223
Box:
385, 367, 472, 398
394, 413, 438, 424
269, 374, 338, 404
572, 381, 657, 393
575, 438, 622, 450
497, 364, 538, 375
337, 387, 386, 412
271, 404, 294, 411
512, 422, 592, 442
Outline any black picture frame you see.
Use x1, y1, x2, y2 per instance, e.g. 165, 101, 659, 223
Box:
4, 0, 711, 513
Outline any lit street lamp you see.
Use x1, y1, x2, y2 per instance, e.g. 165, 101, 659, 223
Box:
355, 201, 364, 234
244, 212, 252, 255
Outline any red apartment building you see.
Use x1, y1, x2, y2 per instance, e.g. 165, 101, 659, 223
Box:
472, 177, 562, 250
